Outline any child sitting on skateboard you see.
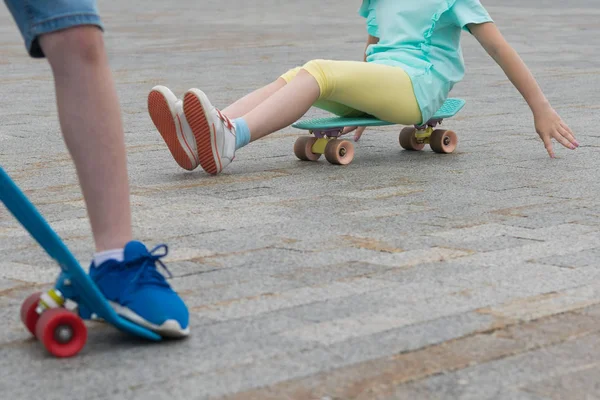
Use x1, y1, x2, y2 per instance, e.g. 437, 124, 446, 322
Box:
148, 0, 578, 175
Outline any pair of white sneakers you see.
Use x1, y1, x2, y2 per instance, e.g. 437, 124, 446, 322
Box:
147, 86, 237, 174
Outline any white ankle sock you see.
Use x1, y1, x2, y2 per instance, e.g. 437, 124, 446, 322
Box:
93, 248, 124, 266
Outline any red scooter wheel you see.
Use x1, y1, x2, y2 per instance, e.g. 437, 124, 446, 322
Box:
35, 308, 87, 358
20, 292, 42, 336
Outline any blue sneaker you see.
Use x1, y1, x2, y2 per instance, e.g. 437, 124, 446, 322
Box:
90, 241, 190, 337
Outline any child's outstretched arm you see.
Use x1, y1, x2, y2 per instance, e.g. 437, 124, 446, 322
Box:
469, 22, 579, 158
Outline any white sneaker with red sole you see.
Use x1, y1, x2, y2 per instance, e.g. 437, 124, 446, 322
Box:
182, 88, 237, 175
147, 85, 199, 171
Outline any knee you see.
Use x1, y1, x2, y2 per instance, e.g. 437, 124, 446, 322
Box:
281, 60, 325, 84
279, 66, 302, 83
301, 59, 328, 96
302, 59, 325, 67
40, 26, 106, 69
301, 59, 325, 75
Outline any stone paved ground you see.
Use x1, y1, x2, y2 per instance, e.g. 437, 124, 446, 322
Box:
1, 1, 600, 399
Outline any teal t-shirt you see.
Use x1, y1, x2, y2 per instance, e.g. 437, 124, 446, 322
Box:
359, 0, 493, 123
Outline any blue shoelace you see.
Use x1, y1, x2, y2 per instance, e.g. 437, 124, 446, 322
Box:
128, 244, 173, 288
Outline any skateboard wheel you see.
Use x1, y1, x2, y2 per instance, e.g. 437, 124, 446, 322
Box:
35, 308, 87, 358
294, 137, 321, 161
430, 129, 457, 154
324, 140, 354, 165
20, 292, 43, 336
399, 127, 425, 151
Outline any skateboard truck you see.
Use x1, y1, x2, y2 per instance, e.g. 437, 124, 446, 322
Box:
310, 128, 344, 139
37, 288, 66, 314
414, 118, 444, 144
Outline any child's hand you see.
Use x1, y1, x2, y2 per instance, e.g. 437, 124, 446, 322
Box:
342, 126, 367, 142
533, 106, 579, 158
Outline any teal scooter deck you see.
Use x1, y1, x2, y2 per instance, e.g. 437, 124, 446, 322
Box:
291, 98, 465, 165
0, 167, 161, 357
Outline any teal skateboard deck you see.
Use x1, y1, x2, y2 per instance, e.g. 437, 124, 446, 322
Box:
291, 98, 465, 165
0, 167, 161, 357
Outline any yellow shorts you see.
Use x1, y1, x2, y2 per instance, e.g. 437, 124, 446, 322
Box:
280, 59, 422, 125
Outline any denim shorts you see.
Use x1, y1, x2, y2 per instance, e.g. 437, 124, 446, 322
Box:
4, 0, 104, 58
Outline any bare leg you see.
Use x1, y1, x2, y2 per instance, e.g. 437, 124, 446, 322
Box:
244, 70, 320, 142
222, 78, 286, 119
40, 26, 132, 252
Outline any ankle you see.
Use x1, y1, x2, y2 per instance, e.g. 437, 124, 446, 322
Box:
234, 118, 251, 149
94, 233, 131, 254
93, 248, 124, 266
